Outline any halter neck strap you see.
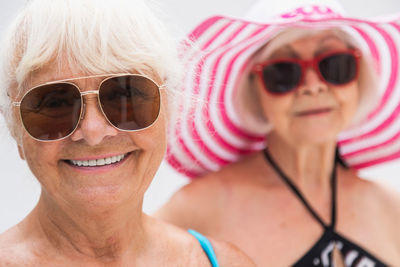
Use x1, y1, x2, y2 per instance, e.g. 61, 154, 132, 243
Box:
262, 148, 338, 229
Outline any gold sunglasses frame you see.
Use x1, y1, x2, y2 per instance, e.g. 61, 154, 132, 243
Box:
12, 73, 165, 142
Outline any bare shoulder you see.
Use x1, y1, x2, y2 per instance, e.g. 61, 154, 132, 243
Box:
156, 154, 262, 231
370, 180, 400, 220
209, 238, 256, 267
348, 173, 400, 240
359, 177, 400, 246
0, 226, 34, 266
149, 217, 255, 266
352, 174, 400, 216
155, 170, 230, 231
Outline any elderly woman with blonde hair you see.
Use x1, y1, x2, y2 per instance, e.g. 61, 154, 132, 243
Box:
158, 0, 400, 266
0, 0, 255, 266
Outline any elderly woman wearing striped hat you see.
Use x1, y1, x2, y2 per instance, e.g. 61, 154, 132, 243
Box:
158, 0, 400, 266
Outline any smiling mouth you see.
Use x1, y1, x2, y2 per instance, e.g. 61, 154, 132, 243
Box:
67, 153, 130, 167
295, 108, 332, 116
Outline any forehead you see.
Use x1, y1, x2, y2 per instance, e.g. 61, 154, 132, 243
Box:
19, 62, 159, 96
29, 64, 77, 86
286, 31, 347, 52
17, 68, 103, 98
256, 30, 350, 61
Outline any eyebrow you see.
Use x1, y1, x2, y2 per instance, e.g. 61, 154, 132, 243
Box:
315, 34, 348, 54
267, 34, 348, 60
268, 45, 299, 59
319, 34, 344, 44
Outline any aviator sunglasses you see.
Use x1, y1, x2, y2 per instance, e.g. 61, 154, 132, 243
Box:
12, 74, 163, 141
252, 49, 361, 95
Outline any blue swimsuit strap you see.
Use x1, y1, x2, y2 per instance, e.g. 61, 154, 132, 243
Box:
188, 229, 220, 267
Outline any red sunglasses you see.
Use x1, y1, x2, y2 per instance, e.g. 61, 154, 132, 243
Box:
252, 49, 361, 95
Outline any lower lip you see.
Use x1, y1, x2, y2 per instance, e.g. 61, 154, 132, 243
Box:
295, 109, 332, 117
63, 152, 133, 174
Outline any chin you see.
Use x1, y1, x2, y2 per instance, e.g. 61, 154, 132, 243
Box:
289, 117, 344, 142
67, 183, 138, 212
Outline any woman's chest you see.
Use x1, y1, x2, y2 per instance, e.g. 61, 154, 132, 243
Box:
214, 188, 398, 266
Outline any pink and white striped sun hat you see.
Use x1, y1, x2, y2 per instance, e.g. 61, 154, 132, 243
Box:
166, 0, 400, 178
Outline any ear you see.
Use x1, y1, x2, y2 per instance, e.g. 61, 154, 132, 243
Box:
17, 144, 25, 160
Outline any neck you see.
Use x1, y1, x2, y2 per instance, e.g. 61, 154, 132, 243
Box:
34, 192, 148, 263
266, 131, 337, 192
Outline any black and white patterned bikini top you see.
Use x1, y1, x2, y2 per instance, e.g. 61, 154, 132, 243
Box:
263, 149, 388, 267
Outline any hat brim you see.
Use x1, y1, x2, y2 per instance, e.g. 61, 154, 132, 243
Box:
167, 14, 400, 178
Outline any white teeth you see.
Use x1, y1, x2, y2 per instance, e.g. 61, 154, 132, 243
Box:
70, 153, 127, 167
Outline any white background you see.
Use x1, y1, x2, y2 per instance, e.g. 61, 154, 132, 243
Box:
0, 0, 399, 233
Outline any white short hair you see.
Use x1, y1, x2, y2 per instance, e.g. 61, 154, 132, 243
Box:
0, 0, 182, 130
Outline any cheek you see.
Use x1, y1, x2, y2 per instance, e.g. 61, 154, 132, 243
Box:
129, 113, 167, 191
10, 111, 25, 144
259, 92, 293, 128
336, 83, 359, 125
20, 135, 61, 181
255, 77, 291, 127
22, 139, 53, 163
130, 110, 167, 153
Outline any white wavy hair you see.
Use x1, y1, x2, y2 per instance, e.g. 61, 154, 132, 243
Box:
235, 27, 379, 135
0, 0, 182, 136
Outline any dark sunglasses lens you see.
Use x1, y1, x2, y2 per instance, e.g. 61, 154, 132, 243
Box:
262, 62, 302, 93
99, 75, 160, 131
20, 83, 81, 140
319, 53, 357, 85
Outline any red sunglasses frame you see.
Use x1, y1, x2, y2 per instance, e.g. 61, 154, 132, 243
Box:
252, 49, 362, 95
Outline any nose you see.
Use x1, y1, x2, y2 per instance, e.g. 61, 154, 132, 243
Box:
297, 65, 328, 95
70, 96, 118, 145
